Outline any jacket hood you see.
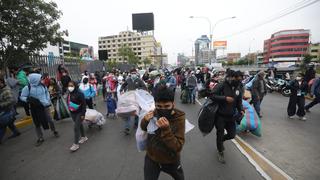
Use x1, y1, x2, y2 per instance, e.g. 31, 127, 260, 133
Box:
28, 73, 42, 86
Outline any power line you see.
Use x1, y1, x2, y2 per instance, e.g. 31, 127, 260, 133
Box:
217, 0, 320, 39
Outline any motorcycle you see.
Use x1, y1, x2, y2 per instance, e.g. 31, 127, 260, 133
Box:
266, 77, 291, 97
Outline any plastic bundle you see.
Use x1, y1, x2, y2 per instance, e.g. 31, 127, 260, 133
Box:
237, 100, 262, 137
116, 91, 140, 118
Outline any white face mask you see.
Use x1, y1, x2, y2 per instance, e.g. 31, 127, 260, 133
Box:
68, 87, 75, 92
296, 77, 302, 81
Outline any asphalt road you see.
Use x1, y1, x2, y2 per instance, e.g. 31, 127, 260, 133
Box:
239, 93, 320, 180
0, 92, 264, 180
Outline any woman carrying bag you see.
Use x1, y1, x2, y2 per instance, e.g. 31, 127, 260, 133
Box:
67, 81, 88, 152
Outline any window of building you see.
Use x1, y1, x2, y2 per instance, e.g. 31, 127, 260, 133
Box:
128, 43, 132, 46
133, 43, 136, 46
99, 46, 102, 48
123, 39, 126, 42
138, 52, 141, 55
107, 40, 110, 43
112, 45, 115, 47
112, 40, 115, 42
103, 41, 105, 43
107, 45, 111, 48
138, 47, 141, 50
133, 38, 136, 41
133, 48, 137, 50
311, 49, 318, 52
98, 41, 102, 44
113, 49, 116, 52
118, 39, 121, 42
118, 44, 121, 47
137, 43, 141, 45
138, 38, 141, 41
103, 45, 106, 48
128, 38, 132, 41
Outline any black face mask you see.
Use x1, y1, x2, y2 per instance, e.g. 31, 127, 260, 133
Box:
232, 80, 240, 87
156, 108, 174, 119
83, 78, 89, 84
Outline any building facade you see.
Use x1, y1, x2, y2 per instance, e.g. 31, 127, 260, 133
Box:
195, 35, 213, 65
98, 31, 158, 66
309, 43, 320, 61
227, 53, 241, 63
263, 29, 310, 66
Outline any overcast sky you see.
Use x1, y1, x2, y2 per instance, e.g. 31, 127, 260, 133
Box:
53, 0, 320, 64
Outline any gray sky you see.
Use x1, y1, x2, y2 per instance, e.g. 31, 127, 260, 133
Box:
53, 0, 320, 64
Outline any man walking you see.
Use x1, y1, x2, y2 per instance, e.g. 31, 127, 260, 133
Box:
120, 69, 147, 135
210, 70, 244, 163
141, 86, 185, 180
305, 76, 320, 112
251, 71, 267, 118
186, 71, 197, 104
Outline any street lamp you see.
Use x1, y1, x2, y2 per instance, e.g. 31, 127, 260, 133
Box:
189, 16, 236, 64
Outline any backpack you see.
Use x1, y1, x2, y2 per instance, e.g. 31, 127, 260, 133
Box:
180, 89, 189, 104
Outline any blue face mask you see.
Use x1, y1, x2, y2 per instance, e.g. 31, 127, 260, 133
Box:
131, 74, 138, 80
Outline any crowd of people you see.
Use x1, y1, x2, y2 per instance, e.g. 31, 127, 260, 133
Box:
0, 62, 319, 180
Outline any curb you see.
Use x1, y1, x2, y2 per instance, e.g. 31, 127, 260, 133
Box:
15, 116, 33, 129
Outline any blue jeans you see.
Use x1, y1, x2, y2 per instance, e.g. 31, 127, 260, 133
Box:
188, 87, 196, 103
252, 96, 263, 115
124, 115, 138, 129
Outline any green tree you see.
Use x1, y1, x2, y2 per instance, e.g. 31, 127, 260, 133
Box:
0, 0, 63, 67
118, 45, 140, 67
300, 54, 312, 71
142, 57, 151, 69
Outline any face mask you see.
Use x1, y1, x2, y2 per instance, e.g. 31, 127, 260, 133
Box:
296, 77, 302, 81
68, 87, 75, 92
131, 74, 137, 80
232, 80, 240, 87
83, 78, 89, 84
156, 108, 173, 119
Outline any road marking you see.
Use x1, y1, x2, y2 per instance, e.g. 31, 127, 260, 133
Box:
195, 99, 293, 180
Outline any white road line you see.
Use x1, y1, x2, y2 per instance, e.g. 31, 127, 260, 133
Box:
195, 99, 293, 180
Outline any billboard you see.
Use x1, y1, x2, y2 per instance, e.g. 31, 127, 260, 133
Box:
213, 41, 227, 49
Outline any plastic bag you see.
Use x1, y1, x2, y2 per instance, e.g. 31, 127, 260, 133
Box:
237, 100, 262, 137
85, 109, 99, 121
135, 90, 155, 152
54, 97, 70, 121
198, 99, 219, 136
116, 91, 140, 118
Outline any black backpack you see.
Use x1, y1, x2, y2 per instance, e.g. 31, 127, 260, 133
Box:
198, 99, 219, 136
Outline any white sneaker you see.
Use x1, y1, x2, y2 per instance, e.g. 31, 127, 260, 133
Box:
70, 144, 79, 152
79, 137, 88, 144
288, 116, 294, 119
299, 116, 307, 121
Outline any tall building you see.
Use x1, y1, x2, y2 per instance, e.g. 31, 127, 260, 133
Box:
98, 31, 158, 66
263, 29, 310, 66
309, 43, 320, 61
195, 35, 212, 65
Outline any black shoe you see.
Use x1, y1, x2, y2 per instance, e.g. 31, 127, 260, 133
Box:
8, 132, 21, 139
35, 138, 44, 147
26, 112, 31, 116
217, 152, 226, 164
53, 131, 59, 138
305, 108, 310, 113
124, 128, 130, 135
193, 101, 196, 104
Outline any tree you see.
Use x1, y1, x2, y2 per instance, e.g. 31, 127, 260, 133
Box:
0, 0, 63, 67
142, 57, 151, 69
118, 45, 140, 67
300, 54, 312, 71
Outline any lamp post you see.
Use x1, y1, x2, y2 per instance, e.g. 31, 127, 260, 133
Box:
189, 16, 236, 64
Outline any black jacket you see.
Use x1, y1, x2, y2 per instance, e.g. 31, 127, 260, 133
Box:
209, 81, 243, 117
68, 89, 86, 116
288, 80, 308, 97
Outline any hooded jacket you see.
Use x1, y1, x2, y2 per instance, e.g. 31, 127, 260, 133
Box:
17, 70, 28, 91
79, 76, 96, 99
20, 73, 51, 107
141, 108, 185, 164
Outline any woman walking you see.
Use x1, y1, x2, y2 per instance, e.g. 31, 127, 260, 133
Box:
287, 73, 308, 121
67, 81, 88, 152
